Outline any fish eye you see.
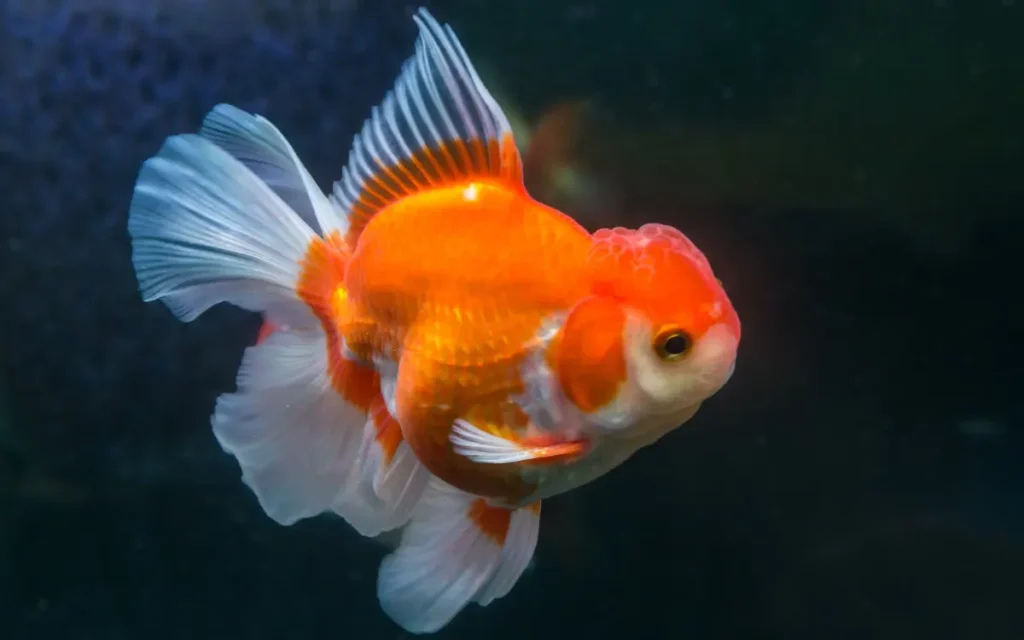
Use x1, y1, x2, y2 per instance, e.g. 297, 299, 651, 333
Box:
653, 328, 693, 361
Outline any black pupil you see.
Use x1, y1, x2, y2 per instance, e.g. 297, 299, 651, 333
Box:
662, 333, 689, 355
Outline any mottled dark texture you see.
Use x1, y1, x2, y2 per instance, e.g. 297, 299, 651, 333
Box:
3, 1, 1024, 639
1, 0, 412, 477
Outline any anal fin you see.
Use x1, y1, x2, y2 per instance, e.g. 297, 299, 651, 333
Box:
213, 330, 376, 526
376, 479, 541, 634
336, 390, 430, 537
215, 229, 382, 528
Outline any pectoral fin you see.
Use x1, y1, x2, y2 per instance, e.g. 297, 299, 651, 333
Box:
450, 419, 588, 465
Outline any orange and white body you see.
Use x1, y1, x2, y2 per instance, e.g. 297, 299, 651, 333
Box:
127, 7, 740, 635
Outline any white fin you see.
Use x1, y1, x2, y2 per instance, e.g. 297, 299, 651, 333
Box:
451, 419, 588, 466
376, 479, 541, 633
474, 501, 542, 607
335, 400, 431, 537
331, 7, 523, 242
450, 420, 539, 465
198, 103, 347, 235
212, 330, 368, 525
128, 132, 316, 327
359, 440, 430, 535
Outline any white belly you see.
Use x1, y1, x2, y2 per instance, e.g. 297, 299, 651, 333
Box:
511, 402, 702, 507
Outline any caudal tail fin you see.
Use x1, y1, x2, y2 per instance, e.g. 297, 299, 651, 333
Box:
129, 105, 333, 328
127, 105, 428, 532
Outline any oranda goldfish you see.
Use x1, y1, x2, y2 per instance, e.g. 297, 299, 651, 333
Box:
127, 7, 741, 634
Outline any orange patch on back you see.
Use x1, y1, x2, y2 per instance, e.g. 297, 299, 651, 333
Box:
555, 295, 627, 413
345, 133, 523, 248
468, 498, 512, 546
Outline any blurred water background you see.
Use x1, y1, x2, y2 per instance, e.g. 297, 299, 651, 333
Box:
1, 0, 1022, 638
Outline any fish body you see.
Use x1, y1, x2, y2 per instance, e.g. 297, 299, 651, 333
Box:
340, 181, 594, 503
127, 7, 740, 634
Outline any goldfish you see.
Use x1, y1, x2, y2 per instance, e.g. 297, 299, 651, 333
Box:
521, 99, 602, 208
126, 7, 741, 634
512, 96, 622, 225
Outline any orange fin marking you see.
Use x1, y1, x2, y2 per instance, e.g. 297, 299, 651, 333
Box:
329, 10, 524, 247
297, 230, 380, 410
450, 419, 590, 467
334, 359, 379, 413
517, 434, 589, 466
370, 395, 404, 464
255, 319, 278, 345
468, 498, 513, 546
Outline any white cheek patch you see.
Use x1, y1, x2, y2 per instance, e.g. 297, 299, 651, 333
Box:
585, 395, 639, 431
691, 324, 740, 393
625, 317, 739, 413
510, 312, 741, 437
624, 313, 676, 405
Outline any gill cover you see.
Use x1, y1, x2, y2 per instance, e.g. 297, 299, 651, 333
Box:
553, 295, 628, 414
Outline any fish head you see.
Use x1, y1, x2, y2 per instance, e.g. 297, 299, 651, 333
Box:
552, 223, 740, 436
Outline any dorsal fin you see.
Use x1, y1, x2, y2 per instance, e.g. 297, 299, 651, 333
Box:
331, 7, 524, 246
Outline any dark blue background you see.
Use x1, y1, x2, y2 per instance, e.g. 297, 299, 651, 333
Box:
2, 1, 1022, 638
